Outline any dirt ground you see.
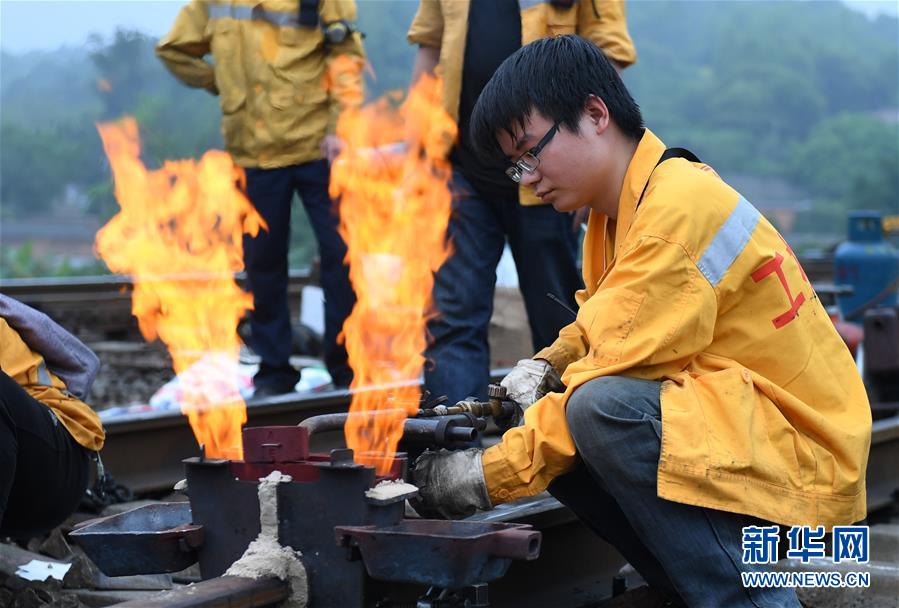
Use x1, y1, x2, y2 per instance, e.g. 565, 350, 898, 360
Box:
488, 286, 533, 370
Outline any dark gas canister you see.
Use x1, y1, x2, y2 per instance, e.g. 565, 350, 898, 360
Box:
834, 211, 899, 320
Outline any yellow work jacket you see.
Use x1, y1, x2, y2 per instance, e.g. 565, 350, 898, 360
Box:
0, 318, 105, 452
407, 0, 636, 206
157, 0, 365, 169
482, 129, 871, 528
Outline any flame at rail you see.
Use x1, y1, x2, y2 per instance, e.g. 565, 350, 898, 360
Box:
330, 75, 456, 474
94, 117, 265, 459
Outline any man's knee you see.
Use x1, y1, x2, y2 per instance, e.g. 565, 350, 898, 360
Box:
566, 376, 662, 432
566, 376, 663, 475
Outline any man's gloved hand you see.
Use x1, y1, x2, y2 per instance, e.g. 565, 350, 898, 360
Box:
411, 448, 491, 519
500, 359, 563, 425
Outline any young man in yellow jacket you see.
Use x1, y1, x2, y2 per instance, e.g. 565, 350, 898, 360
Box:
157, 0, 366, 393
413, 36, 871, 607
407, 0, 636, 406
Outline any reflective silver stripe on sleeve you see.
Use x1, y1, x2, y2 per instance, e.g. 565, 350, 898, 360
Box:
518, 0, 578, 11
208, 4, 300, 28
518, 0, 561, 9
37, 361, 53, 386
696, 196, 760, 288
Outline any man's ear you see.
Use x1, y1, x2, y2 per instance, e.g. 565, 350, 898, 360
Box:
585, 94, 610, 134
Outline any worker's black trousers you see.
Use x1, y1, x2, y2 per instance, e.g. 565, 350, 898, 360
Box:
243, 160, 355, 391
0, 370, 90, 538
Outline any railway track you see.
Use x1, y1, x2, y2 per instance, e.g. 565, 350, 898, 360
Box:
0, 270, 314, 340
98, 371, 507, 495
0, 257, 834, 335
0, 270, 314, 302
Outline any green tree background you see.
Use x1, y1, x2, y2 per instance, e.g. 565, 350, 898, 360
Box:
1, 0, 896, 277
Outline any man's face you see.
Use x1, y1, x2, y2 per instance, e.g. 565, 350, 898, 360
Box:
497, 109, 604, 214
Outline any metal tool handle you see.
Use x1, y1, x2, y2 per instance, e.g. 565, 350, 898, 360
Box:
172, 523, 205, 552
299, 411, 477, 446
402, 418, 477, 444
490, 528, 541, 561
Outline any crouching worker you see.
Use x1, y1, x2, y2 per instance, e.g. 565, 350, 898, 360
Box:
412, 35, 871, 607
0, 294, 105, 538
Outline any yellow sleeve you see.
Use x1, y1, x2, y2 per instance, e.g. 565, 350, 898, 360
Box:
322, 0, 366, 133
577, 0, 637, 67
407, 0, 444, 49
155, 1, 217, 93
0, 318, 105, 452
0, 317, 35, 381
483, 236, 717, 503
534, 287, 591, 373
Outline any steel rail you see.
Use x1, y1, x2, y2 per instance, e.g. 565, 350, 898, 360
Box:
0, 269, 312, 301
113, 576, 289, 608
0, 271, 315, 342
101, 369, 512, 494
100, 386, 355, 494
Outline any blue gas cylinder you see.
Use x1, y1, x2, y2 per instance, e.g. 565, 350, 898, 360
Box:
834, 211, 899, 320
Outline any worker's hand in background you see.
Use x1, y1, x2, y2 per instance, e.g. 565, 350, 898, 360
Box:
321, 135, 345, 163
500, 359, 563, 425
411, 448, 491, 519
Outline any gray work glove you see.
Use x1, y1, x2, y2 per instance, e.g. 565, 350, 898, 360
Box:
500, 359, 563, 426
411, 448, 491, 519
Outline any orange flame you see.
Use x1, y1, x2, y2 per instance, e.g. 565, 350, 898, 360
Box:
323, 54, 366, 109
330, 75, 457, 474
94, 117, 265, 459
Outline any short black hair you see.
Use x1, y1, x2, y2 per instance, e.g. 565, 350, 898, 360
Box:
470, 34, 644, 162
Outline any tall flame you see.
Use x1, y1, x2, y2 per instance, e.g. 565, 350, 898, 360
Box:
94, 117, 265, 459
330, 75, 457, 474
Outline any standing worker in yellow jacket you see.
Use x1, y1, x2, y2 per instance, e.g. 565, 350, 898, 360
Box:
407, 0, 636, 406
157, 0, 366, 394
412, 36, 871, 607
1, 294, 105, 538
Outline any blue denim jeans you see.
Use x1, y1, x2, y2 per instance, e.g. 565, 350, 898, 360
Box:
424, 170, 582, 404
550, 376, 801, 607
243, 160, 355, 389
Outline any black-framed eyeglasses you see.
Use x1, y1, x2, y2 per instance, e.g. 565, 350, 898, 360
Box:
505, 121, 560, 183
